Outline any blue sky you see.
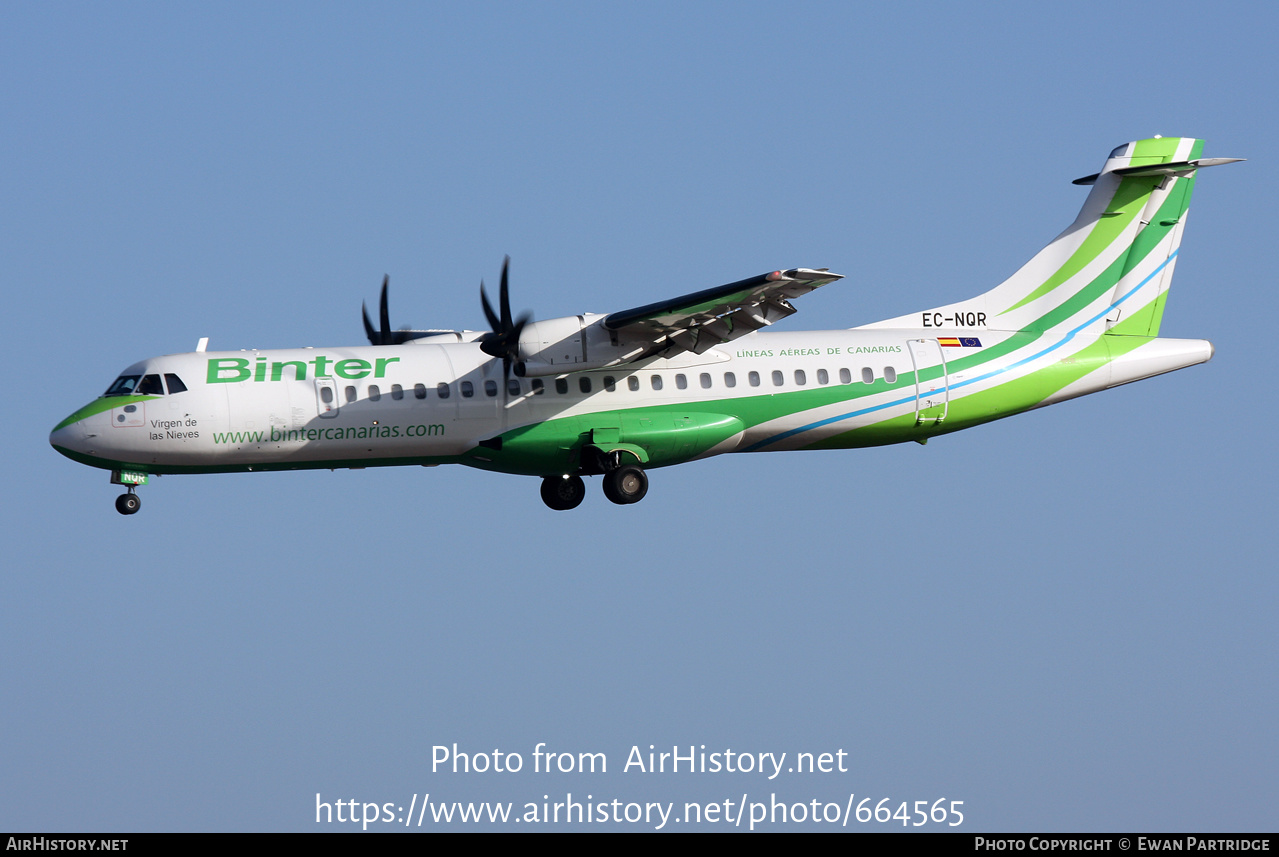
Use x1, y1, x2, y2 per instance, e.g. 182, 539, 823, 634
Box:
3, 1, 1275, 831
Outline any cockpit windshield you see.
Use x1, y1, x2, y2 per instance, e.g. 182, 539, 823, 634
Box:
103, 372, 187, 396
104, 375, 141, 396
136, 374, 164, 395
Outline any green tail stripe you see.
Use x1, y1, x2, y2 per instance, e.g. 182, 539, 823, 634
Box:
1002, 177, 1157, 314
1001, 136, 1195, 316
1018, 182, 1194, 333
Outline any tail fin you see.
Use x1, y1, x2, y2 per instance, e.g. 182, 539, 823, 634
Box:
861, 137, 1241, 337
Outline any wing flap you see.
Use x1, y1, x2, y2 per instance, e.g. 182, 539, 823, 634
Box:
602, 268, 842, 357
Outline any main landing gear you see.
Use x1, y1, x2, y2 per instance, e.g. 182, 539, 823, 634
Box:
115, 489, 141, 516
602, 464, 648, 505
540, 474, 586, 511
539, 462, 650, 510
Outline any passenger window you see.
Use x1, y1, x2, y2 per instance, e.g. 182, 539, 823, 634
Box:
794, 369, 806, 386
700, 373, 712, 389
392, 384, 404, 400
369, 385, 381, 401
604, 376, 616, 392
484, 379, 498, 397
651, 375, 663, 391
436, 383, 451, 399
749, 371, 760, 387
579, 376, 592, 394
816, 369, 829, 385
507, 378, 521, 396
137, 375, 164, 395
628, 376, 640, 392
861, 367, 874, 384
164, 374, 188, 394
532, 379, 544, 395
840, 368, 852, 384
460, 381, 474, 398
772, 370, 784, 387
724, 372, 736, 388
320, 386, 334, 404
675, 374, 687, 390
414, 383, 427, 399
345, 386, 357, 404
884, 366, 897, 384
555, 378, 568, 394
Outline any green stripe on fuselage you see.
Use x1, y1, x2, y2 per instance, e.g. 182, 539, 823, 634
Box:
53, 395, 160, 432
804, 330, 1161, 450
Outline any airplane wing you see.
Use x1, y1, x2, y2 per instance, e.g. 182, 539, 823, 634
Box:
602, 268, 844, 356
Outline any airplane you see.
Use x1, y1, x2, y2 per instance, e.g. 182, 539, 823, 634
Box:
51, 136, 1240, 514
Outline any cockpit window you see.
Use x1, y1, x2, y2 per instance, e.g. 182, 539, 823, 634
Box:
104, 375, 141, 396
136, 375, 165, 395
164, 374, 188, 394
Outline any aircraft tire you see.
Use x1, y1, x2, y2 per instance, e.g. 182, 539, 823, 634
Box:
603, 464, 648, 505
115, 493, 141, 516
540, 474, 586, 511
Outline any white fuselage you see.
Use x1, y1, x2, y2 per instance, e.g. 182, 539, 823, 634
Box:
51, 324, 1211, 476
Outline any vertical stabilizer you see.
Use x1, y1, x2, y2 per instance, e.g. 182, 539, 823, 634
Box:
860, 137, 1240, 337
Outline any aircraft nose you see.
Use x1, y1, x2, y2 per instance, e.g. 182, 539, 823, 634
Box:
50, 419, 83, 458
50, 405, 102, 460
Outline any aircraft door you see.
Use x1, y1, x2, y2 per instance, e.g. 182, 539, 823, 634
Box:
315, 378, 339, 418
908, 339, 949, 426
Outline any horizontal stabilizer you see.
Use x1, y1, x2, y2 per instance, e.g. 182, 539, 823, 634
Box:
860, 136, 1240, 338
1073, 157, 1244, 186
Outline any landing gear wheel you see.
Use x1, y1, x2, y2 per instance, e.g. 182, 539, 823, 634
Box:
602, 464, 648, 505
540, 474, 586, 511
115, 493, 141, 516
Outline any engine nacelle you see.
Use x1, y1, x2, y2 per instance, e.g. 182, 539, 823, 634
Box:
515, 313, 638, 377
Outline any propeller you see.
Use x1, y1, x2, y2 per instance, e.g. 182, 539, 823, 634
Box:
478, 256, 531, 378
362, 275, 414, 345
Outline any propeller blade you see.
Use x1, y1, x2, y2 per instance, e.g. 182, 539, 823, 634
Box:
379, 275, 391, 344
480, 281, 501, 333
499, 256, 512, 331
509, 313, 530, 345
363, 275, 411, 345
478, 257, 532, 372
362, 302, 378, 345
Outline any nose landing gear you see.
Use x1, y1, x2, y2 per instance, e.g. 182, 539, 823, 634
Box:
109, 470, 148, 515
115, 489, 141, 516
